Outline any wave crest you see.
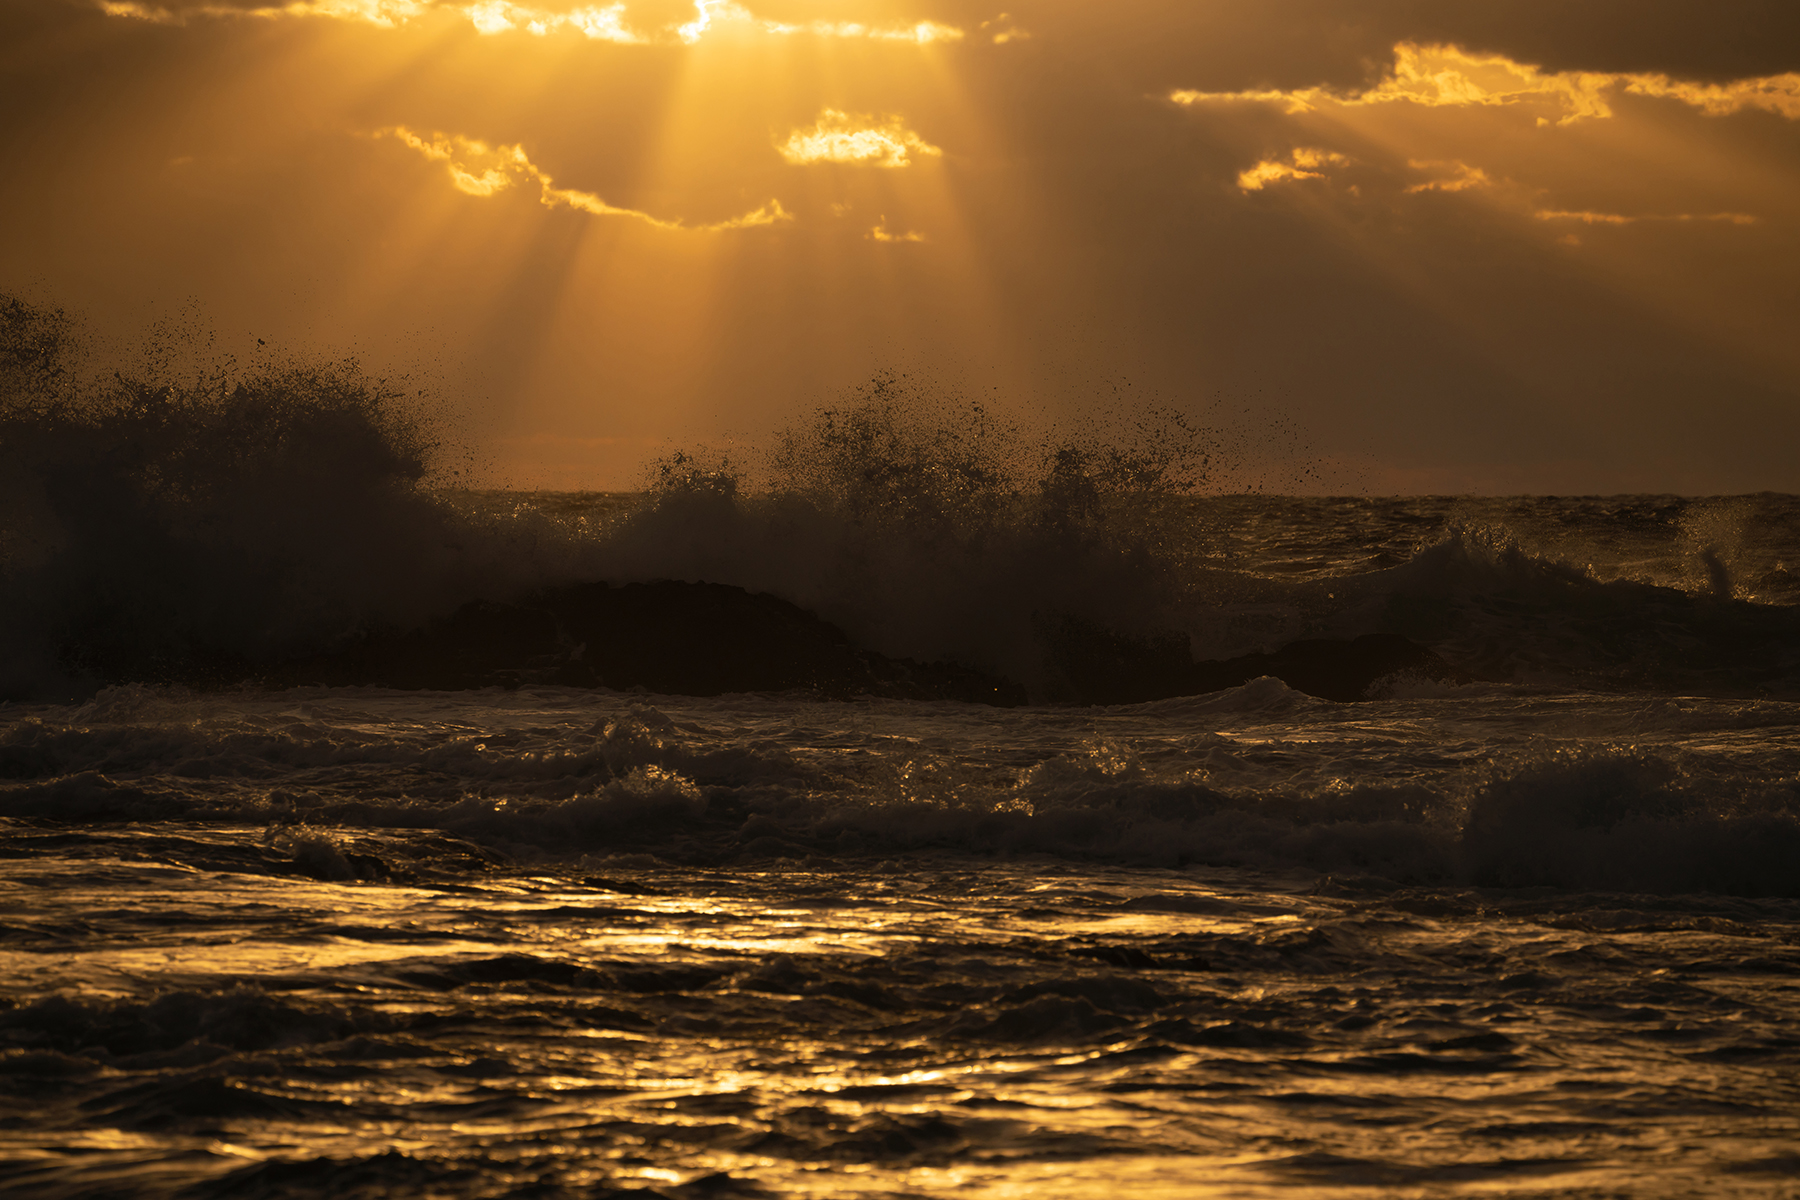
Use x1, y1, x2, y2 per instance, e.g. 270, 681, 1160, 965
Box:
594, 376, 1227, 685
7, 295, 1800, 701
0, 296, 593, 697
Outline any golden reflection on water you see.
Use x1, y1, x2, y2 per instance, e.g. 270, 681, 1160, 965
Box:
6, 827, 1799, 1198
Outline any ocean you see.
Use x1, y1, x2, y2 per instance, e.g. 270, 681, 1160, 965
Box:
3, 306, 1800, 1197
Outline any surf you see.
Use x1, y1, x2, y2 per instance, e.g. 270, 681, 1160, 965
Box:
6, 293, 1800, 705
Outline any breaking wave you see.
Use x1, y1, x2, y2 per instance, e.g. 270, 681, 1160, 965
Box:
5, 695, 1799, 896
4, 293, 1799, 702
589, 375, 1228, 685
0, 296, 599, 698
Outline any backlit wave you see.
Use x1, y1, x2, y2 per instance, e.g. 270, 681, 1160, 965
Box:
379, 126, 791, 231
1173, 42, 1800, 124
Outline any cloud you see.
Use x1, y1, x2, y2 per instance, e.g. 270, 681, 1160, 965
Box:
96, 1, 177, 21
1225, 141, 1763, 233
978, 13, 1027, 45
97, 0, 429, 24
94, 0, 966, 44
1405, 160, 1494, 194
778, 111, 942, 169
1228, 145, 1762, 233
384, 126, 520, 195
465, 1, 639, 40
1629, 74, 1800, 119
1172, 42, 1800, 125
378, 125, 791, 230
1171, 87, 1318, 117
1236, 147, 1348, 191
1182, 41, 1777, 240
679, 0, 967, 45
673, 0, 729, 41
749, 12, 962, 45
1534, 209, 1759, 226
868, 218, 925, 243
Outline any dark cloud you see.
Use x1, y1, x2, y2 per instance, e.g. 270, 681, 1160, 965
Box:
925, 0, 1800, 90
1383, 0, 1800, 81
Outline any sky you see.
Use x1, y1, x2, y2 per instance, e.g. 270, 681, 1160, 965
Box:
3, 0, 1799, 492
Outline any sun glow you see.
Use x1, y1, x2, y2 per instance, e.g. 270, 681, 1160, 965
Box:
48, 0, 1799, 494
675, 0, 731, 42
96, 0, 972, 44
98, 0, 431, 24
755, 16, 961, 44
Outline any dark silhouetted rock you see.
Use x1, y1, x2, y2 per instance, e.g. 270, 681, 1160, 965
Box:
80, 577, 1456, 706
270, 580, 1029, 705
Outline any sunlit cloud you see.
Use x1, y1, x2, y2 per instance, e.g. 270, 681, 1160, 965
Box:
98, 0, 429, 23
385, 126, 521, 195
1405, 160, 1493, 194
1187, 44, 1779, 240
674, 0, 737, 41
1236, 147, 1348, 191
1172, 87, 1320, 117
96, 0, 966, 44
1232, 144, 1762, 233
1535, 209, 1759, 226
1627, 75, 1800, 121
978, 13, 1027, 45
758, 18, 961, 44
379, 125, 791, 231
868, 218, 925, 243
97, 1, 175, 21
465, 1, 639, 39
778, 111, 942, 169
599, 0, 968, 44
1173, 42, 1800, 125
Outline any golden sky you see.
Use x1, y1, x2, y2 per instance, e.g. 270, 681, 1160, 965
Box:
4, 0, 1799, 491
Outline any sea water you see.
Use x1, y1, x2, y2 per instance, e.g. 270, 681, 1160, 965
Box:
5, 679, 1800, 1198
3, 304, 1799, 1197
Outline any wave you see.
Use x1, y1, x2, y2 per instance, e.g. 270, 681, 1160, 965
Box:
1360, 523, 1800, 693
0, 296, 602, 699
1461, 747, 1800, 895
0, 986, 391, 1060
5, 294, 1799, 702
507, 470, 1800, 701
5, 699, 1798, 896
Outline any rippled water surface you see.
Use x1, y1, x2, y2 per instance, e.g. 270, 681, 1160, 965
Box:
5, 685, 1800, 1198
9, 302, 1800, 1195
